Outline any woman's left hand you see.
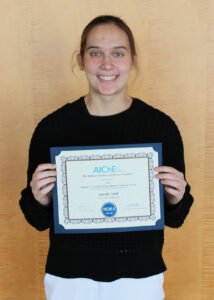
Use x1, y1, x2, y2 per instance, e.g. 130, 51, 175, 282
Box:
154, 166, 187, 205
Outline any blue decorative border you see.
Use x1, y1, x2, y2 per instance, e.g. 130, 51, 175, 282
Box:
50, 143, 164, 233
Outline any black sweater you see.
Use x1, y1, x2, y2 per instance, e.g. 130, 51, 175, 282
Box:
19, 97, 193, 281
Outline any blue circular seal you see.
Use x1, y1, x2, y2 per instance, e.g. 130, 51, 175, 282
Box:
101, 202, 117, 218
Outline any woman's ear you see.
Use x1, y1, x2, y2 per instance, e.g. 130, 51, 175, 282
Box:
77, 54, 84, 70
131, 55, 137, 70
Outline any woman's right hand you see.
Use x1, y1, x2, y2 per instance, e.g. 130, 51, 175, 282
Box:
30, 163, 57, 206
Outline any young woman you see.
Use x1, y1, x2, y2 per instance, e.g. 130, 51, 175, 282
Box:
20, 15, 193, 300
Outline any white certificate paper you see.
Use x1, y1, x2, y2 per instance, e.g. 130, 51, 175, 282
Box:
51, 143, 164, 233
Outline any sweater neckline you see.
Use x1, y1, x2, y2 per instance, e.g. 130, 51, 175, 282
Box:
80, 96, 136, 119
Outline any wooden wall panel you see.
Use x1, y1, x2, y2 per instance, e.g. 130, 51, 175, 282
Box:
202, 1, 214, 299
0, 1, 213, 299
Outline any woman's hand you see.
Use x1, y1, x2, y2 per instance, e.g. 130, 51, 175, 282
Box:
30, 163, 57, 206
154, 166, 187, 205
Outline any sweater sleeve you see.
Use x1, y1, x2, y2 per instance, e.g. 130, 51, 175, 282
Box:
19, 119, 53, 231
162, 118, 194, 228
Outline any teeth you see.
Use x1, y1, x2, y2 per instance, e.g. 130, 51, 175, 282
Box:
98, 75, 117, 81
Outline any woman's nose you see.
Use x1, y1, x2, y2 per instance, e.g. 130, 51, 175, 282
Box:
100, 55, 113, 70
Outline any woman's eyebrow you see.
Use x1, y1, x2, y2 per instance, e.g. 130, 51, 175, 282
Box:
86, 46, 128, 51
113, 46, 128, 50
86, 46, 100, 50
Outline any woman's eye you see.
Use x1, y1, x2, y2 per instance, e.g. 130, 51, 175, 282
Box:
114, 53, 123, 57
90, 52, 100, 56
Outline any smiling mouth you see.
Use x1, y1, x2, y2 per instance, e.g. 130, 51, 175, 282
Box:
97, 75, 119, 81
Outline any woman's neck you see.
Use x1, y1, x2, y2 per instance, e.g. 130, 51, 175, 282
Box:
84, 91, 132, 117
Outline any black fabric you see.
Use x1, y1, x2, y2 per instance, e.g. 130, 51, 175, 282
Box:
19, 96, 194, 281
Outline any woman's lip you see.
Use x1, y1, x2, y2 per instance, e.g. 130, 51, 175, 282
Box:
97, 75, 119, 81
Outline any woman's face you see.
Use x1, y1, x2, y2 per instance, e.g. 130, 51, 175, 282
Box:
78, 24, 135, 96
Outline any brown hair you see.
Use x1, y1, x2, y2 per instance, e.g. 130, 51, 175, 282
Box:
79, 15, 137, 62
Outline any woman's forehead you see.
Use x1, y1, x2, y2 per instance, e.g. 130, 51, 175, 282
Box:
85, 24, 130, 47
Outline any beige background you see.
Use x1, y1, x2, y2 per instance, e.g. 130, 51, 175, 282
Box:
0, 0, 213, 299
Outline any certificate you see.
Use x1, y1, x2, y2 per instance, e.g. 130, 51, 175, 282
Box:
50, 143, 164, 233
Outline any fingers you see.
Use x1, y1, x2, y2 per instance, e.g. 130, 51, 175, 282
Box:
164, 186, 181, 197
35, 163, 56, 172
154, 165, 187, 204
30, 163, 57, 203
159, 179, 182, 190
37, 182, 55, 198
154, 166, 183, 177
32, 170, 57, 181
31, 176, 56, 191
31, 164, 56, 188
154, 166, 185, 185
32, 164, 56, 182
155, 172, 183, 181
163, 184, 185, 204
155, 173, 186, 189
30, 176, 56, 200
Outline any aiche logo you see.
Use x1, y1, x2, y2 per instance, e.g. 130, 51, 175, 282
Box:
93, 165, 118, 174
101, 202, 117, 218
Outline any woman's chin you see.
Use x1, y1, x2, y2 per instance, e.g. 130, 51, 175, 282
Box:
95, 86, 124, 97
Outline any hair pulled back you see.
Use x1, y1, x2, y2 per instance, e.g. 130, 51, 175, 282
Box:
79, 15, 137, 62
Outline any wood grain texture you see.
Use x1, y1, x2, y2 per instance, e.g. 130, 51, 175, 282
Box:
0, 1, 213, 299
202, 1, 214, 299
